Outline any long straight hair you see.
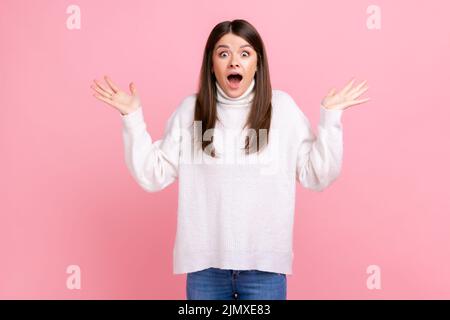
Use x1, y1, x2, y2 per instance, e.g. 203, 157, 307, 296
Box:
194, 19, 273, 158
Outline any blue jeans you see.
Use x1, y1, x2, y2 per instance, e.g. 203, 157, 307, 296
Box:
186, 267, 287, 300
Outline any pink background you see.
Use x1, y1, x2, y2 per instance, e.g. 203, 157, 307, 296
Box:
1, 0, 450, 299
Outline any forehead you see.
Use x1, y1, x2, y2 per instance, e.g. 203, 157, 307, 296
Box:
214, 33, 254, 50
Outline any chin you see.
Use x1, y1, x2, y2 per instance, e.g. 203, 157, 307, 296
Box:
224, 80, 247, 97
226, 89, 244, 98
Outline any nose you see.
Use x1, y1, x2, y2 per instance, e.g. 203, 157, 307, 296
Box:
229, 55, 240, 68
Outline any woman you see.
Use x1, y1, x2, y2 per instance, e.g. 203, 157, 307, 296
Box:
91, 19, 369, 300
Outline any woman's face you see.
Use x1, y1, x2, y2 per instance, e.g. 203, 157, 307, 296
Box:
212, 33, 258, 98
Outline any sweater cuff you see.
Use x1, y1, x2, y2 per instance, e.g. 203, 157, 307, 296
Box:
122, 106, 144, 130
319, 104, 343, 128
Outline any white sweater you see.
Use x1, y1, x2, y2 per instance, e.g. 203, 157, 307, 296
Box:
121, 78, 344, 275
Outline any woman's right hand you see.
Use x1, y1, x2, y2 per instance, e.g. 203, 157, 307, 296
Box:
91, 75, 141, 116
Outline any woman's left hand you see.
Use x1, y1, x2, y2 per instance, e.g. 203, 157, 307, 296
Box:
321, 78, 370, 110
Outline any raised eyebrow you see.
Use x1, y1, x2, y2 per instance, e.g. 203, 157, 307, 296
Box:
215, 44, 254, 51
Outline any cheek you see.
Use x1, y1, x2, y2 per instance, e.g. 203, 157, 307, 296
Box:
212, 57, 223, 70
245, 58, 257, 71
252, 58, 258, 69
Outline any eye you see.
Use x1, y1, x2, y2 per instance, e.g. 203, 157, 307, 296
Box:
218, 51, 251, 58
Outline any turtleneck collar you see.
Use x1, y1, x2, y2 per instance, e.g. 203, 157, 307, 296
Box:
216, 78, 255, 108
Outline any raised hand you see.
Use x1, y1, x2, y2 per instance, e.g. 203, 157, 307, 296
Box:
91, 75, 141, 116
321, 78, 370, 110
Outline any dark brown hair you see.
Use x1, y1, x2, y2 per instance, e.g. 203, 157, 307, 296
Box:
194, 19, 273, 158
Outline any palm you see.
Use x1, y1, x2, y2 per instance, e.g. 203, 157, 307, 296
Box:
321, 78, 370, 110
91, 76, 141, 115
111, 90, 140, 110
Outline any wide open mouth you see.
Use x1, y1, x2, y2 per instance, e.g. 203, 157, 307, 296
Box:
227, 74, 243, 82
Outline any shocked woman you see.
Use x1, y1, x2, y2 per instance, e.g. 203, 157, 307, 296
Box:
91, 19, 370, 300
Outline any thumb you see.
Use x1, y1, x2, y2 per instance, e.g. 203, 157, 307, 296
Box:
129, 82, 137, 95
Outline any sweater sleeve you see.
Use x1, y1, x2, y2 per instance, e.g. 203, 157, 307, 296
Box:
290, 97, 344, 192
121, 103, 183, 192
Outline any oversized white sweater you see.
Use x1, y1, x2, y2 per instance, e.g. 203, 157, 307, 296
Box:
121, 78, 344, 275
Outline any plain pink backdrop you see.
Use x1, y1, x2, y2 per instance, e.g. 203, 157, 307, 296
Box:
1, 0, 450, 299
